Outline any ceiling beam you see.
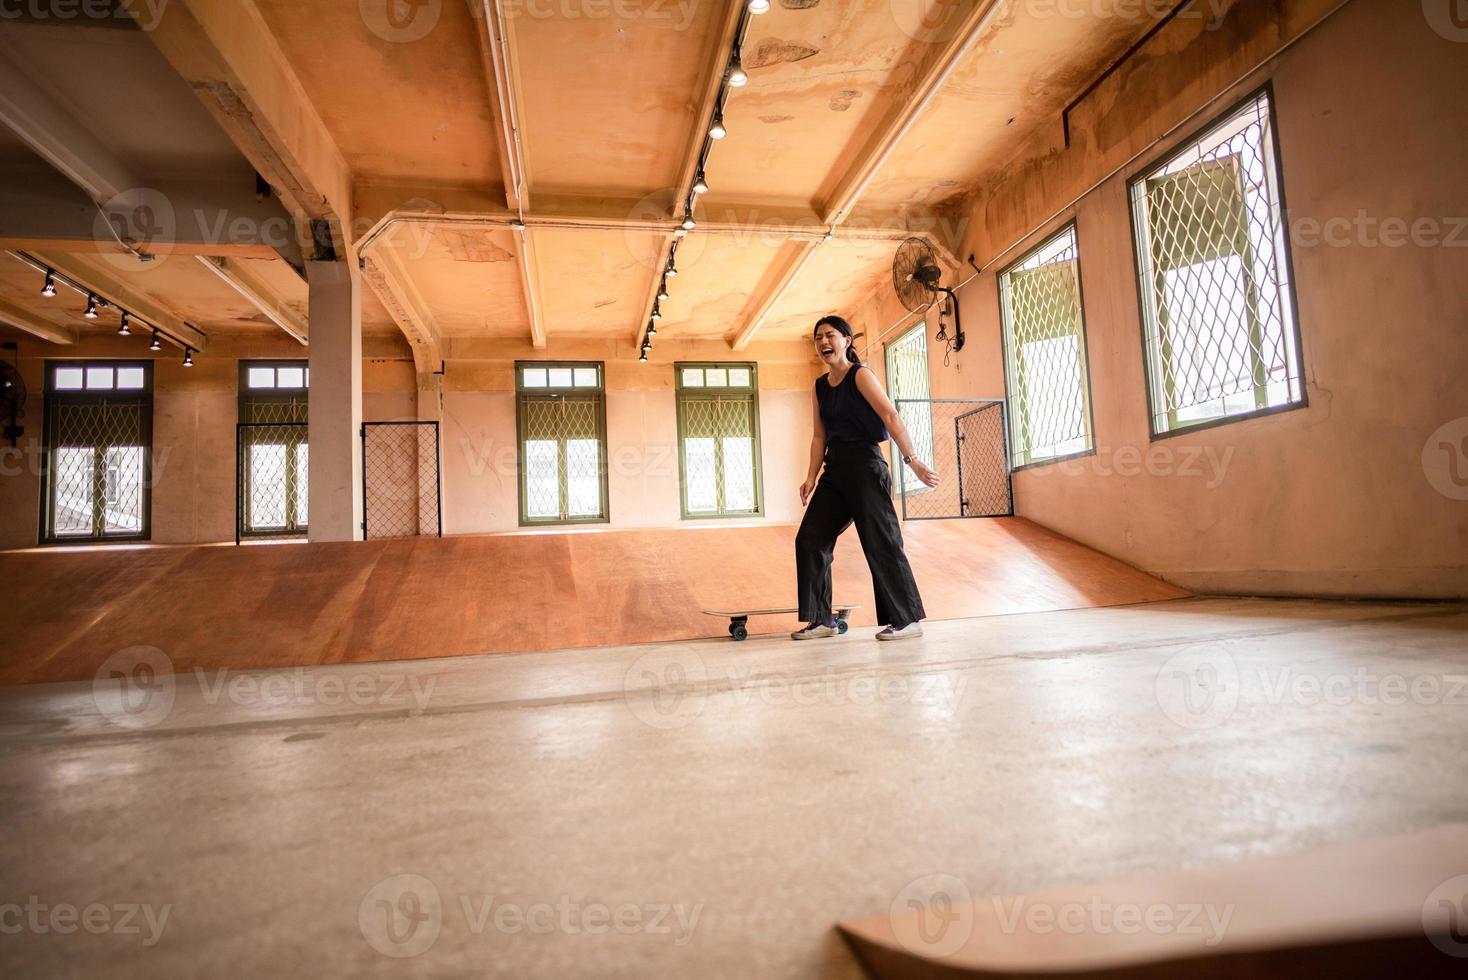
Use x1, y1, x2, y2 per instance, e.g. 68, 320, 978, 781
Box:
354, 185, 962, 246
196, 256, 308, 345
470, 2, 545, 347
513, 226, 548, 350
133, 0, 353, 252
0, 296, 77, 346
726, 1, 998, 350
360, 242, 442, 371
30, 251, 207, 351
727, 239, 822, 351
0, 40, 139, 204
361, 202, 959, 243
671, 2, 747, 212
631, 0, 746, 343
821, 0, 1004, 226
472, 0, 530, 214
0, 171, 300, 263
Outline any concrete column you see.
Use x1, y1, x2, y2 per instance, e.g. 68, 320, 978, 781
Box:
415, 367, 442, 423
306, 260, 363, 541
414, 358, 443, 535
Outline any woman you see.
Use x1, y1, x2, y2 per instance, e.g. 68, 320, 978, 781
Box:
793, 315, 939, 641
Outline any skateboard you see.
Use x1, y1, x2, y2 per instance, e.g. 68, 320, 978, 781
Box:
702, 605, 859, 642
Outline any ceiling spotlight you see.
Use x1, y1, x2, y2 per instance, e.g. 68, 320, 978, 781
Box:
118, 311, 131, 336
665, 257, 678, 278
647, 320, 658, 337
651, 302, 662, 321
41, 270, 57, 298
692, 168, 709, 195
183, 347, 194, 368
681, 211, 696, 231
658, 279, 671, 302
729, 51, 748, 88
83, 293, 99, 319
149, 330, 162, 351
748, 0, 769, 13
639, 348, 649, 363
673, 227, 687, 239
709, 106, 726, 140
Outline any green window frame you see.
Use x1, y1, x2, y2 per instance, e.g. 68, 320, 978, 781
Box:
675, 363, 764, 519
516, 361, 609, 526
1128, 84, 1305, 438
238, 360, 309, 539
884, 323, 934, 494
39, 360, 154, 544
998, 222, 1096, 469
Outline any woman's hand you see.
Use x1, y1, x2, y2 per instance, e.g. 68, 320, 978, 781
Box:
800, 477, 818, 506
910, 459, 941, 489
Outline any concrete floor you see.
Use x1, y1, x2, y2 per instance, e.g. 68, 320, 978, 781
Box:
1, 597, 1466, 978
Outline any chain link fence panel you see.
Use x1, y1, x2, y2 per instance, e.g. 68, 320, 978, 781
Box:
362, 421, 442, 539
1130, 90, 1303, 433
893, 399, 1013, 521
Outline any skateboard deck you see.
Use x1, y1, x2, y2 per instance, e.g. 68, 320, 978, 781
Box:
703, 605, 859, 641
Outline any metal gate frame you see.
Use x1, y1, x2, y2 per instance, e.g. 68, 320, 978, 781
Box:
360, 420, 443, 540
895, 398, 1015, 522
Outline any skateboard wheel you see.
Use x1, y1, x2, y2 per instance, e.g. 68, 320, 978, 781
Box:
731, 624, 748, 642
837, 620, 849, 635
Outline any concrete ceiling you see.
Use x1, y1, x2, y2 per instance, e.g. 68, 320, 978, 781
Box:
0, 0, 1170, 357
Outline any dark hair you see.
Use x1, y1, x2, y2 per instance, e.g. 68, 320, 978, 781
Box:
814, 315, 862, 365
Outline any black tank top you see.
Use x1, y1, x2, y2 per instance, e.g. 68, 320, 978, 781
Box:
816, 365, 889, 446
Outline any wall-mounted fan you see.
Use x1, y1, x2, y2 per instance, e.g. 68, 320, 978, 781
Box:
0, 352, 26, 447
892, 237, 965, 360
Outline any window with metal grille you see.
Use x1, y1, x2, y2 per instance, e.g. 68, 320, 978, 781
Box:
676, 363, 763, 519
516, 362, 608, 525
238, 361, 308, 539
884, 323, 934, 493
998, 223, 1095, 468
41, 361, 153, 543
1129, 86, 1304, 436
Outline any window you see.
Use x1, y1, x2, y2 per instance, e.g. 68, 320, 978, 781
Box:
1130, 86, 1304, 436
516, 362, 608, 525
238, 361, 308, 539
676, 364, 763, 518
41, 361, 153, 543
998, 224, 1095, 468
884, 323, 933, 493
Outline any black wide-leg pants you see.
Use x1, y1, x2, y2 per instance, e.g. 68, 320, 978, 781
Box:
796, 441, 926, 627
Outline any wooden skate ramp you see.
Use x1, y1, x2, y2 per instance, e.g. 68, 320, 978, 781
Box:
838, 824, 1467, 979
0, 517, 1185, 685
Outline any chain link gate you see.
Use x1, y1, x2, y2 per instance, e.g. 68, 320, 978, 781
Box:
236, 422, 309, 543
892, 399, 1013, 521
361, 421, 442, 539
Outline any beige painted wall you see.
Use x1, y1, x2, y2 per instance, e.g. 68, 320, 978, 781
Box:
0, 330, 821, 547
0, 330, 415, 548
439, 337, 818, 534
929, 0, 1468, 598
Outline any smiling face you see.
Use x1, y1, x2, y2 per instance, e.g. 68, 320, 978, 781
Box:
813, 322, 850, 368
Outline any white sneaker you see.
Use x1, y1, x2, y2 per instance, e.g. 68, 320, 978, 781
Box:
791, 622, 838, 640
876, 622, 923, 641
